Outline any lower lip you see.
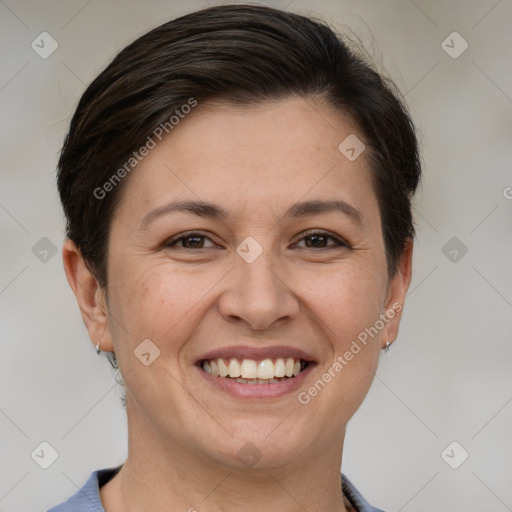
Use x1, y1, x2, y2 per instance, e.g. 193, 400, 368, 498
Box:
196, 363, 315, 400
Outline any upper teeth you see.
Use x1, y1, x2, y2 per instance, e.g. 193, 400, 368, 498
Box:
201, 357, 304, 379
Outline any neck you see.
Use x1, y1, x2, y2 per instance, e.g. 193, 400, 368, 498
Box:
101, 404, 350, 512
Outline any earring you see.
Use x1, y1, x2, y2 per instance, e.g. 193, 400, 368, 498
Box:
384, 341, 392, 352
96, 341, 101, 354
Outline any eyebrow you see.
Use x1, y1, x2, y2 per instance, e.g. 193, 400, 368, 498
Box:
139, 198, 363, 229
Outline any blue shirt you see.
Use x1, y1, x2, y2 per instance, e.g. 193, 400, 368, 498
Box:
47, 465, 386, 512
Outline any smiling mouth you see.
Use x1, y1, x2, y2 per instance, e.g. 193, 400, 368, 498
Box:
199, 357, 310, 384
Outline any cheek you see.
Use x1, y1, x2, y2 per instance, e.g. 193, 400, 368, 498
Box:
298, 267, 383, 423
109, 263, 223, 349
300, 262, 385, 345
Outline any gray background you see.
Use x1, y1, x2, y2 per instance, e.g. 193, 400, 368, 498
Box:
1, 1, 511, 510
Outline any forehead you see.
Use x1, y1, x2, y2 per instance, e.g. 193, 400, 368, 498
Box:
113, 96, 378, 225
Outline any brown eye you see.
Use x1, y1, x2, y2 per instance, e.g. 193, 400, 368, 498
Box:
166, 232, 217, 249
295, 231, 349, 249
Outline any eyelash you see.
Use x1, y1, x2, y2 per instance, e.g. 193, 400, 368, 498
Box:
165, 230, 350, 250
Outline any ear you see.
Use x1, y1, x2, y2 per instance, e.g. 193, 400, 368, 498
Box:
62, 239, 114, 352
381, 238, 414, 346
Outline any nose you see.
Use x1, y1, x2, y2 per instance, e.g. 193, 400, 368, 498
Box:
218, 249, 300, 331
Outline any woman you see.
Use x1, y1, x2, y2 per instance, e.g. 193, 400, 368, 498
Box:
49, 4, 420, 511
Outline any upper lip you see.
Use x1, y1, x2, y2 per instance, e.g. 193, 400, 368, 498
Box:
194, 344, 317, 365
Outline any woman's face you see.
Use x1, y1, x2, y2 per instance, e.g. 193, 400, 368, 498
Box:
83, 96, 411, 468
